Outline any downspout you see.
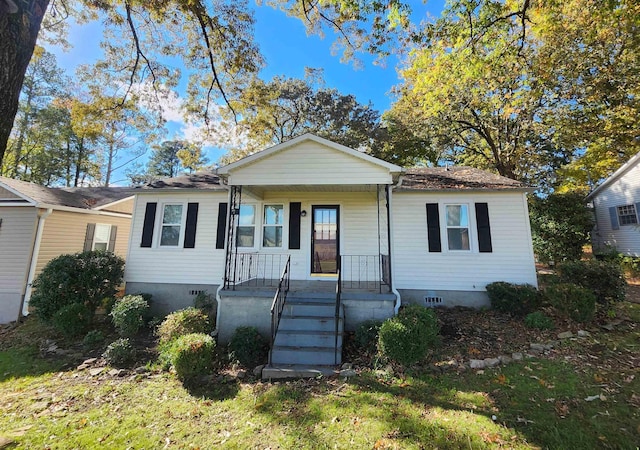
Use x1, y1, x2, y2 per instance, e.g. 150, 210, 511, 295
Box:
21, 208, 52, 318
388, 175, 404, 314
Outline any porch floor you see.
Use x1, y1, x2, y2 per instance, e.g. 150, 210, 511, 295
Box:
221, 279, 395, 300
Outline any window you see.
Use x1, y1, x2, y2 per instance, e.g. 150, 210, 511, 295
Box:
445, 204, 470, 251
92, 224, 111, 251
617, 204, 638, 226
263, 204, 284, 247
237, 204, 256, 247
160, 204, 183, 246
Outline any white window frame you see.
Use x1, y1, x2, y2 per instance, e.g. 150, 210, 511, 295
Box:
262, 204, 285, 249
236, 203, 257, 249
158, 203, 186, 248
92, 223, 111, 251
442, 203, 474, 252
617, 204, 638, 226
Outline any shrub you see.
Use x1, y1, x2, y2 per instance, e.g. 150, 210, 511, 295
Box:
355, 319, 383, 352
546, 283, 596, 323
157, 308, 210, 344
524, 311, 554, 330
52, 303, 91, 337
165, 333, 215, 380
110, 295, 150, 336
103, 338, 136, 367
193, 291, 216, 322
30, 251, 125, 322
377, 305, 439, 366
83, 329, 105, 348
228, 326, 268, 368
528, 193, 593, 263
557, 260, 626, 303
621, 256, 640, 278
486, 282, 541, 316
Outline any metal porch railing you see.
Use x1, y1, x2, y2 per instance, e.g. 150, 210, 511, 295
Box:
340, 254, 391, 293
226, 252, 290, 288
269, 256, 291, 365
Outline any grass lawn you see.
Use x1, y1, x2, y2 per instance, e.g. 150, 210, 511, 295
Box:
1, 302, 638, 449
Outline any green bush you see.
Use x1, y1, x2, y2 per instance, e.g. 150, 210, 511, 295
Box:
524, 311, 554, 330
52, 303, 91, 337
30, 251, 125, 322
103, 338, 136, 367
228, 326, 268, 368
157, 308, 210, 344
528, 193, 593, 263
193, 291, 216, 322
355, 319, 383, 352
621, 256, 640, 278
83, 329, 105, 348
486, 282, 542, 316
165, 333, 215, 380
377, 305, 439, 366
546, 283, 596, 323
557, 260, 626, 303
110, 295, 150, 336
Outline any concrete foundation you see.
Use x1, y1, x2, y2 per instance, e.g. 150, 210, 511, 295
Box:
398, 289, 490, 309
125, 282, 219, 316
0, 293, 22, 324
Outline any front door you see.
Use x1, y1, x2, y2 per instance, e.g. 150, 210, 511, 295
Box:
311, 205, 339, 274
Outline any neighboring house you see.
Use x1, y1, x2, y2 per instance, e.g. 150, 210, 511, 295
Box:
0, 177, 135, 324
586, 152, 640, 257
124, 134, 536, 372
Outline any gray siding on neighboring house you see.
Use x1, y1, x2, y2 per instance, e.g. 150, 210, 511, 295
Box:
0, 207, 37, 323
591, 160, 640, 256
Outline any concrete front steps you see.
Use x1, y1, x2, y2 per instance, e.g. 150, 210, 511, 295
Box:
263, 295, 343, 380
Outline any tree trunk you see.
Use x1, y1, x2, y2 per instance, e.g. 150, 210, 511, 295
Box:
0, 0, 50, 168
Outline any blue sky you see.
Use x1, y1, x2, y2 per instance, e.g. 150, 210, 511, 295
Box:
50, 1, 446, 181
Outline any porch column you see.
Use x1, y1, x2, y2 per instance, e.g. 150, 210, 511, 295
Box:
385, 184, 393, 291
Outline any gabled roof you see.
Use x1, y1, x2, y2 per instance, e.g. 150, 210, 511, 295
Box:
0, 176, 136, 210
399, 167, 529, 191
139, 171, 225, 191
586, 152, 640, 201
217, 133, 404, 175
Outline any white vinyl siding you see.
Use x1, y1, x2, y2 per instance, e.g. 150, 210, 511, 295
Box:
392, 191, 537, 291
0, 207, 37, 323
125, 192, 228, 284
227, 141, 392, 186
36, 210, 131, 275
591, 159, 640, 256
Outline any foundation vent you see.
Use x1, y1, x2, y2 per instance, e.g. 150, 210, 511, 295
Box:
424, 296, 443, 307
189, 289, 206, 296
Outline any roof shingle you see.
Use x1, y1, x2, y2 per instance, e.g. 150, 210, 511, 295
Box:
399, 167, 528, 191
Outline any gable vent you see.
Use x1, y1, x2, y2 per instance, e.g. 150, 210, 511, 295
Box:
424, 296, 443, 307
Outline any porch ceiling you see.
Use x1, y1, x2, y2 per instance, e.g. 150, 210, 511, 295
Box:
240, 183, 384, 198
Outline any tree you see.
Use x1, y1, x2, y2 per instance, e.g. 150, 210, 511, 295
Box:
176, 144, 208, 174
220, 72, 384, 163
0, 0, 413, 169
389, 0, 556, 182
148, 140, 195, 178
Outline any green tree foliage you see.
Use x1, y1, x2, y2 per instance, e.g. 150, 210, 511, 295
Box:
220, 72, 384, 164
528, 193, 593, 263
131, 140, 206, 180
0, 0, 412, 170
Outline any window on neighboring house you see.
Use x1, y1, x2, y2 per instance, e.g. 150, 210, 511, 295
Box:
237, 204, 256, 247
617, 204, 638, 226
445, 204, 470, 250
263, 204, 284, 247
160, 204, 183, 246
93, 224, 111, 251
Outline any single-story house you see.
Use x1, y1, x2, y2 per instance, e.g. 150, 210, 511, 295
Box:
586, 152, 640, 257
0, 176, 135, 324
124, 134, 537, 371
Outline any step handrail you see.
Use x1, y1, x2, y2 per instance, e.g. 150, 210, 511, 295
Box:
269, 255, 291, 365
335, 266, 342, 365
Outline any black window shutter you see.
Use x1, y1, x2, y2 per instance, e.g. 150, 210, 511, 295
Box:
108, 226, 118, 252
140, 202, 157, 247
289, 202, 301, 250
183, 203, 199, 248
216, 202, 228, 249
83, 223, 96, 251
425, 203, 441, 252
475, 202, 493, 253
609, 206, 619, 230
